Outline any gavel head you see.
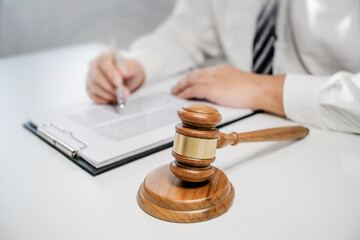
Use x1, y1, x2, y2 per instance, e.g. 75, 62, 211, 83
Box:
170, 104, 222, 182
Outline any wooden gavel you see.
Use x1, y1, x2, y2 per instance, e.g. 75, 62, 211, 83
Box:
170, 104, 309, 182
137, 103, 309, 223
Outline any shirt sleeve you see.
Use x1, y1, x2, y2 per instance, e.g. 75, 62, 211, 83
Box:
123, 0, 222, 82
283, 72, 360, 134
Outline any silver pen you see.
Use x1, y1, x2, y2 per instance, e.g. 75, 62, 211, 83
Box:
112, 41, 125, 109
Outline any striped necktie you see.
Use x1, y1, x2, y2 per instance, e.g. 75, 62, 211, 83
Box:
252, 0, 278, 75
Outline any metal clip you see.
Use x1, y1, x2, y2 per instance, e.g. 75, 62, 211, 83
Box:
36, 123, 88, 157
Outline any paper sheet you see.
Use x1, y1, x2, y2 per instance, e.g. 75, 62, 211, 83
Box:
69, 92, 185, 141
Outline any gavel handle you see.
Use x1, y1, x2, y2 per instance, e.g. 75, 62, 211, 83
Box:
217, 126, 309, 149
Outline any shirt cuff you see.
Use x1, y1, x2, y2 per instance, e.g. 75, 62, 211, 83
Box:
283, 73, 328, 127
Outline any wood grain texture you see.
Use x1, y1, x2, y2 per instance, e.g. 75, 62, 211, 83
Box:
138, 104, 309, 223
170, 104, 222, 182
217, 126, 310, 149
137, 164, 234, 223
172, 151, 215, 167
177, 104, 222, 129
172, 104, 309, 182
175, 123, 219, 139
170, 160, 214, 182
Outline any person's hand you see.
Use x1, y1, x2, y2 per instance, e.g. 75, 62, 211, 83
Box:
171, 64, 285, 116
86, 52, 145, 104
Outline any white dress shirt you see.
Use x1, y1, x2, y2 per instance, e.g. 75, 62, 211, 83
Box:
127, 0, 360, 134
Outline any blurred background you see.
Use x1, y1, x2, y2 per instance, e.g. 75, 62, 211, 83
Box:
0, 0, 176, 58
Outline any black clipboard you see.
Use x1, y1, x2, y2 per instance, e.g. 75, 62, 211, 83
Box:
23, 111, 256, 176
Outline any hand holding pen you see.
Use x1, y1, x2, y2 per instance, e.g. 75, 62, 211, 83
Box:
86, 50, 146, 105
113, 48, 126, 109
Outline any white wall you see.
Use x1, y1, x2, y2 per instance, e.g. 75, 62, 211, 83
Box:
0, 0, 176, 58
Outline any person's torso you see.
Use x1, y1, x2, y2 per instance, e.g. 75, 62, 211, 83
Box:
210, 0, 360, 75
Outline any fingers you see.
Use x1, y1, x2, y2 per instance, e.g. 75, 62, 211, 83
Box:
87, 52, 121, 104
118, 64, 130, 78
118, 64, 137, 92
86, 52, 146, 104
87, 80, 117, 103
171, 70, 208, 95
94, 67, 117, 95
98, 54, 123, 87
87, 61, 117, 103
120, 60, 146, 93
123, 86, 131, 99
88, 91, 110, 104
176, 83, 211, 100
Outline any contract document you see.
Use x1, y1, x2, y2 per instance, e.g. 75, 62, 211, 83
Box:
25, 77, 253, 175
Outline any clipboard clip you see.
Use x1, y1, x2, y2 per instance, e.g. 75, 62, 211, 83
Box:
36, 123, 88, 157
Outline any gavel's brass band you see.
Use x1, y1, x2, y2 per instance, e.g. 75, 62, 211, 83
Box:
173, 132, 217, 159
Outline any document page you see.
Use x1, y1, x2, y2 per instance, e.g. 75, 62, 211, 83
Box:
69, 92, 183, 141
29, 77, 253, 168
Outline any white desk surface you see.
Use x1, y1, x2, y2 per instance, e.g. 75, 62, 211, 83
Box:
1, 43, 360, 240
